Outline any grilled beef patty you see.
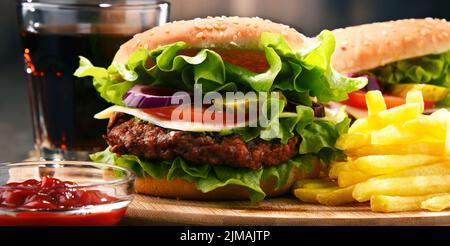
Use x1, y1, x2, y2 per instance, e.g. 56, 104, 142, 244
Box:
105, 113, 300, 169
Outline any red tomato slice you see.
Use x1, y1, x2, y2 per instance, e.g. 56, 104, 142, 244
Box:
342, 92, 434, 110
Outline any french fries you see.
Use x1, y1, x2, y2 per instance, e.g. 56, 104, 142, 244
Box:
329, 162, 350, 179
421, 194, 450, 212
350, 155, 443, 176
344, 143, 445, 157
292, 179, 336, 190
371, 194, 450, 213
293, 179, 338, 203
293, 91, 450, 212
366, 90, 386, 116
294, 187, 338, 203
370, 195, 431, 212
353, 175, 450, 202
335, 133, 370, 150
376, 162, 450, 179
316, 186, 355, 206
337, 170, 373, 187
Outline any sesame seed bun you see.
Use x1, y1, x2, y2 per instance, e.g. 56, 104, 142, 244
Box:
113, 16, 313, 64
331, 18, 450, 74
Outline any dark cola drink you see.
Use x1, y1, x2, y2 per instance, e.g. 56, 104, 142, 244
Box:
21, 30, 132, 160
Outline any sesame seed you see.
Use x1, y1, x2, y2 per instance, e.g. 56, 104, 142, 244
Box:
420, 29, 429, 36
131, 40, 140, 48
432, 35, 437, 43
381, 30, 387, 36
220, 31, 224, 37
196, 32, 204, 38
229, 41, 239, 47
349, 59, 355, 66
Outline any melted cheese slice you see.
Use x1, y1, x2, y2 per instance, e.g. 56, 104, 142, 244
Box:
95, 105, 252, 132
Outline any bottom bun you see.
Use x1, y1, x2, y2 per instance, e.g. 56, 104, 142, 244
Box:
135, 161, 326, 200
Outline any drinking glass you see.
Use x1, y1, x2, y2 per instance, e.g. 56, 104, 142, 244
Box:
16, 0, 170, 160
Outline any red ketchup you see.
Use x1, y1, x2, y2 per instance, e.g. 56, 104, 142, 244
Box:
0, 177, 127, 226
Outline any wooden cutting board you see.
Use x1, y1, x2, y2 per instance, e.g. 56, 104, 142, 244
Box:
121, 195, 450, 226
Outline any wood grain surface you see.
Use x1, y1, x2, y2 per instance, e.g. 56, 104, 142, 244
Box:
121, 194, 450, 226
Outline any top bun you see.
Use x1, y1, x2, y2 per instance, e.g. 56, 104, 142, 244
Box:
114, 16, 312, 64
331, 18, 450, 73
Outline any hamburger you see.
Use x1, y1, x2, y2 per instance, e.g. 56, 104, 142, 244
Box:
75, 16, 366, 201
331, 18, 450, 118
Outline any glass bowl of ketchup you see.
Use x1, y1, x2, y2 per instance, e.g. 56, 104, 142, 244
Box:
0, 161, 135, 226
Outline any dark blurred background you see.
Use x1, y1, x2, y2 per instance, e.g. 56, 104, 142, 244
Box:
1, 0, 449, 161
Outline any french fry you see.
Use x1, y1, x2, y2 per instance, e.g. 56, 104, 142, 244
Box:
371, 125, 442, 145
370, 125, 405, 145
292, 179, 336, 190
366, 90, 386, 116
350, 155, 443, 176
405, 90, 424, 113
376, 162, 450, 179
370, 195, 433, 213
348, 118, 373, 134
348, 103, 422, 134
335, 133, 370, 150
421, 194, 450, 212
377, 103, 423, 123
352, 175, 450, 202
329, 162, 350, 179
345, 142, 445, 157
338, 170, 373, 187
316, 186, 355, 206
294, 187, 338, 203
402, 116, 446, 140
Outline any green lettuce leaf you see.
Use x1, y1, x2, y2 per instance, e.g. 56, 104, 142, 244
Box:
75, 31, 366, 105
91, 148, 315, 202
370, 50, 450, 87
